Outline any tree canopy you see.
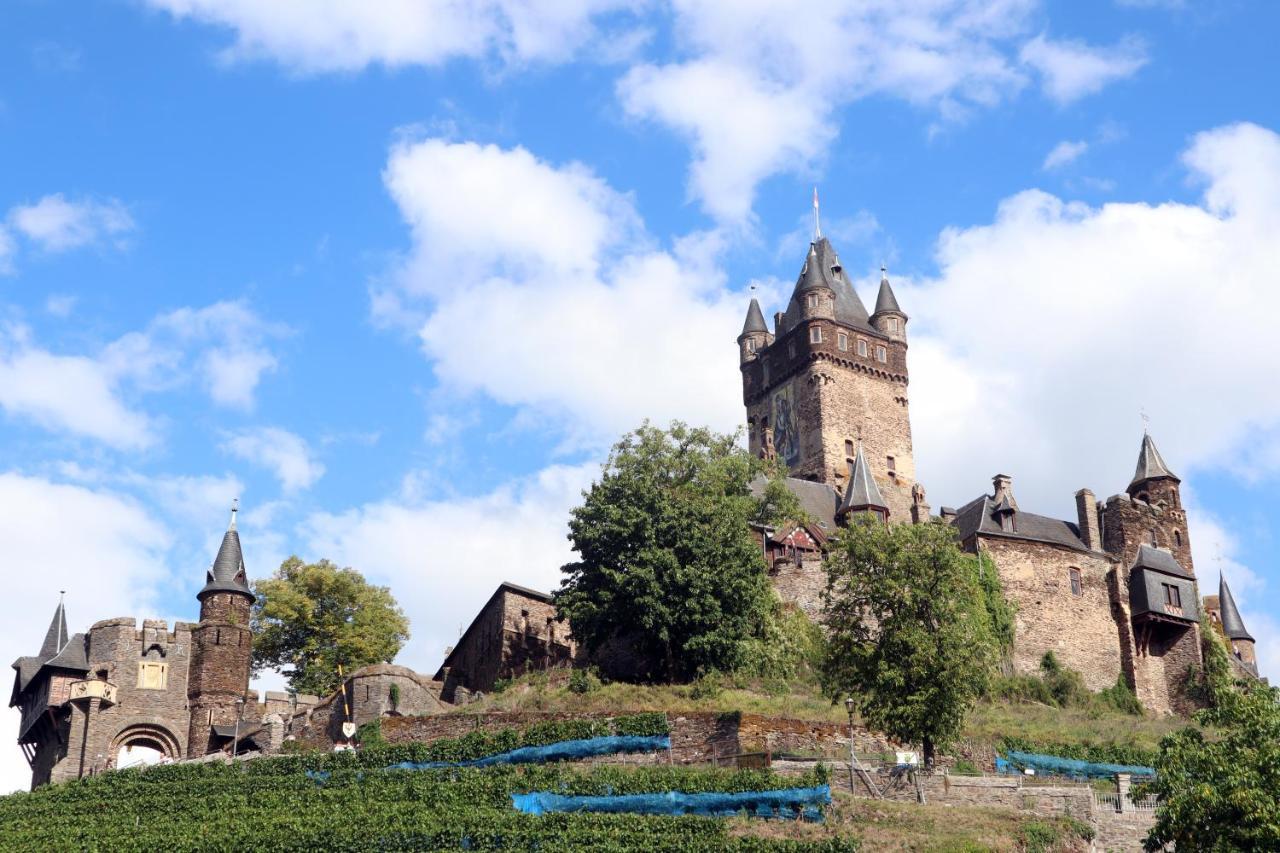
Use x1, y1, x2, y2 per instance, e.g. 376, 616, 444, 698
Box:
821, 516, 999, 766
555, 421, 799, 682
251, 556, 410, 696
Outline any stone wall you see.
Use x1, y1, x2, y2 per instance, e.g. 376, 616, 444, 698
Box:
769, 555, 827, 623
187, 592, 254, 757
981, 538, 1124, 692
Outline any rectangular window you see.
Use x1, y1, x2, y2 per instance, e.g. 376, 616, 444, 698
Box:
1069, 568, 1082, 597
137, 662, 167, 690
875, 345, 887, 363
888, 318, 899, 333
1163, 583, 1181, 608
746, 339, 755, 353
810, 326, 822, 344
845, 440, 854, 457
837, 331, 848, 351
886, 455, 895, 472
857, 339, 868, 357
806, 293, 817, 309
788, 341, 796, 358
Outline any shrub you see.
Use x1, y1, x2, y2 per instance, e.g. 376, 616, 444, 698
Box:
355, 719, 385, 749
568, 667, 602, 695
1097, 676, 1143, 716
950, 759, 980, 776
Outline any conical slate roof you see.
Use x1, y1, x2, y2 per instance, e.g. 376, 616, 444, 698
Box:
11, 599, 87, 700
839, 443, 888, 517
741, 297, 768, 336
1131, 433, 1179, 487
1218, 575, 1254, 642
199, 505, 254, 601
38, 597, 68, 659
873, 271, 903, 316
778, 237, 876, 336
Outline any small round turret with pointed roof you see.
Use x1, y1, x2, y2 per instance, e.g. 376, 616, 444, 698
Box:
870, 265, 907, 342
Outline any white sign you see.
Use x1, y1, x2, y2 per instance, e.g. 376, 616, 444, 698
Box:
341, 722, 356, 738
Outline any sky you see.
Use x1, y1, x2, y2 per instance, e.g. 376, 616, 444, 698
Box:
1, 0, 1278, 791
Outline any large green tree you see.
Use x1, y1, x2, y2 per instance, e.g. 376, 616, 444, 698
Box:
821, 516, 998, 767
555, 421, 799, 682
1140, 645, 1280, 851
252, 556, 410, 696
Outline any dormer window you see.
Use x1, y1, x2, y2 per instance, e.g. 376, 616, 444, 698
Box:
810, 327, 822, 344
857, 339, 868, 357
837, 331, 848, 351
875, 345, 887, 363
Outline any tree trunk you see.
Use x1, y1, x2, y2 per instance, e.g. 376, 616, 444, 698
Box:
923, 737, 935, 770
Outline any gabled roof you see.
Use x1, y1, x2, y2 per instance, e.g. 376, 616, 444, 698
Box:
872, 272, 903, 317
1130, 433, 1179, 488
1130, 544, 1194, 580
199, 507, 253, 601
11, 599, 89, 703
741, 298, 768, 336
777, 238, 879, 337
838, 444, 887, 517
748, 475, 841, 531
950, 494, 1091, 553
1218, 575, 1254, 642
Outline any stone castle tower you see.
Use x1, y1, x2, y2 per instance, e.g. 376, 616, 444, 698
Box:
187, 504, 255, 757
738, 235, 921, 522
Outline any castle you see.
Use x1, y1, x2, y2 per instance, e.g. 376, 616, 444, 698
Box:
11, 226, 1264, 790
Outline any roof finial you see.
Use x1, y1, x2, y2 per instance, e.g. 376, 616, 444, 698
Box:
229, 497, 239, 531
812, 186, 821, 240
880, 263, 887, 280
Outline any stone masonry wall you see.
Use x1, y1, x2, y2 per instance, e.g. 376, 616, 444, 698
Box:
187, 592, 254, 757
769, 555, 827, 624
981, 538, 1124, 692
439, 589, 573, 701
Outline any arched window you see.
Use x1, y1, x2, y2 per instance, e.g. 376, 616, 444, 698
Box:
1174, 530, 1182, 547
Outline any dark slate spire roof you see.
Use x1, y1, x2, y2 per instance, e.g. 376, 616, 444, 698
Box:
11, 598, 88, 702
778, 237, 878, 336
1131, 433, 1179, 487
198, 503, 254, 601
838, 443, 888, 517
38, 596, 68, 659
741, 297, 768, 336
872, 268, 903, 316
1218, 575, 1254, 642
1131, 544, 1194, 580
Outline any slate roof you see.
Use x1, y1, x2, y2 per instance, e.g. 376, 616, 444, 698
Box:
1131, 433, 1179, 487
199, 508, 254, 601
39, 599, 68, 660
749, 474, 840, 531
741, 297, 768, 335
10, 600, 89, 702
950, 494, 1090, 552
838, 444, 887, 517
1218, 575, 1254, 642
777, 238, 880, 337
1130, 544, 1194, 580
872, 273, 903, 316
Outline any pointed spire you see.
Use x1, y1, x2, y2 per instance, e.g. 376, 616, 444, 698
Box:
1130, 432, 1179, 488
1218, 574, 1254, 642
838, 443, 888, 519
198, 500, 254, 602
741, 297, 768, 336
38, 594, 68, 659
873, 265, 903, 316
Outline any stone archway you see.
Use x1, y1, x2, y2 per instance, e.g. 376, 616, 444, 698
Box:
110, 723, 182, 769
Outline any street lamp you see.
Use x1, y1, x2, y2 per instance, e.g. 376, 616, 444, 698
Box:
844, 697, 856, 794
232, 698, 245, 759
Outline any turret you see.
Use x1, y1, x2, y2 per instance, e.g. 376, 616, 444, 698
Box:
1127, 432, 1181, 509
1217, 575, 1257, 673
187, 501, 255, 758
738, 297, 771, 363
836, 443, 888, 524
794, 241, 837, 322
870, 266, 907, 342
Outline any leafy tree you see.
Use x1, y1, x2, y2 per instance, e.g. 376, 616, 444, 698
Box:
1140, 676, 1280, 850
252, 556, 410, 696
821, 516, 998, 767
555, 422, 790, 682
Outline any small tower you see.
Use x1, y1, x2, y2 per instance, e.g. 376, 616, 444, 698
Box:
1217, 575, 1257, 674
836, 443, 888, 524
186, 502, 255, 758
870, 266, 907, 343
738, 297, 771, 364
1128, 432, 1181, 510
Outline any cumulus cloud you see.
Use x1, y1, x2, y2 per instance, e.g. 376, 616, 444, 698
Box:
7, 194, 134, 252
303, 463, 594, 673
383, 136, 745, 447
223, 427, 325, 492
1042, 139, 1088, 170
143, 0, 639, 71
1019, 34, 1148, 104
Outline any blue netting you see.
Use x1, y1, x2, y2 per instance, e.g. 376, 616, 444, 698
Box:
996, 750, 1154, 780
386, 734, 672, 771
511, 785, 830, 821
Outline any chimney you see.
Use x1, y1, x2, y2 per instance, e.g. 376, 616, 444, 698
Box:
1075, 489, 1101, 551
991, 474, 1017, 509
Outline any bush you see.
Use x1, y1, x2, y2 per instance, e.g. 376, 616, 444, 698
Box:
998, 735, 1156, 768
568, 667, 602, 695
1097, 676, 1143, 716
355, 719, 385, 749
950, 759, 980, 776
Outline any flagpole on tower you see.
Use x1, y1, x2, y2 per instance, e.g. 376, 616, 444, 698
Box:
813, 187, 822, 239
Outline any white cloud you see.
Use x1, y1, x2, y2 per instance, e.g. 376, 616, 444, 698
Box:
143, 0, 638, 71
44, 295, 77, 318
0, 227, 13, 275
383, 136, 744, 447
223, 427, 324, 492
899, 123, 1280, 526
8, 194, 134, 252
303, 463, 594, 673
1042, 139, 1088, 170
1019, 34, 1147, 104
0, 474, 173, 793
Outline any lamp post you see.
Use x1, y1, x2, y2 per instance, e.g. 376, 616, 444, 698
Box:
844, 696, 856, 794
232, 698, 245, 759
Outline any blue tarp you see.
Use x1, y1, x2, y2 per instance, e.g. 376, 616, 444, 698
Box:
996, 750, 1154, 780
511, 785, 830, 821
386, 734, 672, 771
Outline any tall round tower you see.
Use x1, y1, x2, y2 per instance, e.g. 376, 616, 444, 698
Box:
186, 502, 255, 757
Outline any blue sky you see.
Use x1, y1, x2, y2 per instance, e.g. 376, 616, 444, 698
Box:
2, 0, 1278, 787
